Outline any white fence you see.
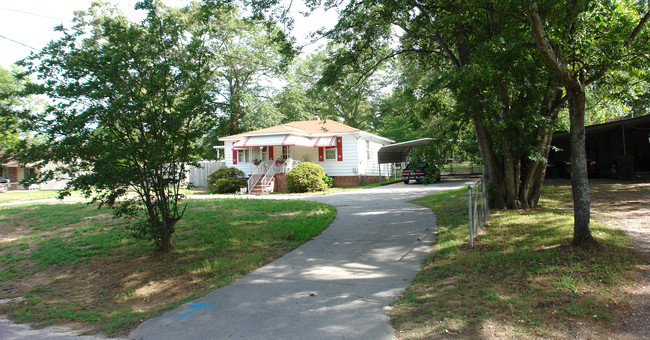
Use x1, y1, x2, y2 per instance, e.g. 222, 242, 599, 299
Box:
186, 161, 225, 187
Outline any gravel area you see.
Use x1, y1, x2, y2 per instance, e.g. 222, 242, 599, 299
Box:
590, 177, 650, 339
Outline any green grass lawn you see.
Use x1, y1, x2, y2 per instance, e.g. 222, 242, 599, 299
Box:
390, 183, 642, 339
0, 198, 336, 336
0, 190, 86, 204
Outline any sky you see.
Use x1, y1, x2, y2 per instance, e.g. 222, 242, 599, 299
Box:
0, 0, 339, 69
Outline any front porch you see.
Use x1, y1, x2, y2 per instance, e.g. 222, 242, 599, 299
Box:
245, 159, 300, 194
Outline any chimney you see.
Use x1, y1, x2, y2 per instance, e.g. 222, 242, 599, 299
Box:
312, 113, 320, 121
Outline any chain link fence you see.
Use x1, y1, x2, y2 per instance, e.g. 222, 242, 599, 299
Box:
468, 176, 489, 248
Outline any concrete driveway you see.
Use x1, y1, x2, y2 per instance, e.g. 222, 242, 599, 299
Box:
130, 179, 474, 340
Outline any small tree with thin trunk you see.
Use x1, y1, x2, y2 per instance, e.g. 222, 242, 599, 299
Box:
527, 1, 650, 245
16, 0, 218, 251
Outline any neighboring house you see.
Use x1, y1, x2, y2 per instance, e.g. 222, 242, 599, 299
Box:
0, 152, 37, 190
219, 115, 394, 192
0, 152, 70, 191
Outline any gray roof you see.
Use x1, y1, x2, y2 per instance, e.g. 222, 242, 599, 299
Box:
377, 138, 433, 163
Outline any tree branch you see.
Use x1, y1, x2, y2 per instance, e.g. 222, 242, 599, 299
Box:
527, 2, 581, 91
585, 10, 650, 86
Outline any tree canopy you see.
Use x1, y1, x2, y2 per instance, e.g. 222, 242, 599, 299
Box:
0, 66, 32, 151
16, 0, 220, 251
284, 0, 650, 245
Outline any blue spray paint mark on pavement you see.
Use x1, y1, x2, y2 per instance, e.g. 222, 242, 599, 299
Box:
178, 302, 214, 319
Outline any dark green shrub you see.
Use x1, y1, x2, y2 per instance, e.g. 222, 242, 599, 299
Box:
209, 166, 245, 180
211, 178, 246, 194
207, 167, 246, 193
322, 175, 334, 188
286, 162, 327, 193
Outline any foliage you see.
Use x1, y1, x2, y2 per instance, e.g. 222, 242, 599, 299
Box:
207, 166, 246, 193
203, 6, 293, 137
14, 0, 219, 251
273, 52, 328, 123
208, 166, 246, 181
193, 5, 295, 159
274, 49, 385, 129
307, 0, 567, 210
0, 66, 32, 151
285, 162, 327, 193
322, 174, 334, 188
210, 178, 247, 194
527, 0, 650, 245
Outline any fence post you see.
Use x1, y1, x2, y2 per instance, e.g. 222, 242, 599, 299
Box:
468, 184, 473, 248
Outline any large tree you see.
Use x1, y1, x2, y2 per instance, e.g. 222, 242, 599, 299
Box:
15, 0, 218, 251
312, 0, 566, 209
313, 0, 649, 245
197, 7, 293, 159
206, 7, 293, 136
527, 0, 650, 244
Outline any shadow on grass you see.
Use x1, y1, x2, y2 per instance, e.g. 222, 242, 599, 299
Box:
0, 198, 336, 336
390, 186, 645, 339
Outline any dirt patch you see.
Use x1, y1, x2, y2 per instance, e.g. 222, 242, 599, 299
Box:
1, 250, 211, 336
590, 177, 650, 339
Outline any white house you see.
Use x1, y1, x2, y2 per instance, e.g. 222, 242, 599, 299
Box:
219, 115, 394, 192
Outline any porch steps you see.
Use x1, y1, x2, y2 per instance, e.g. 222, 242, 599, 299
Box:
249, 180, 273, 195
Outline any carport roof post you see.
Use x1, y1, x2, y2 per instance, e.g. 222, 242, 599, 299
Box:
377, 138, 434, 164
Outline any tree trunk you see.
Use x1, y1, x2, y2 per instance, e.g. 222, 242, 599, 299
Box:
567, 89, 595, 245
502, 150, 520, 209
158, 233, 175, 252
471, 106, 507, 209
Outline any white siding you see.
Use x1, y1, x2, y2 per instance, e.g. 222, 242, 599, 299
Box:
223, 133, 391, 177
316, 135, 358, 176
225, 142, 257, 175
354, 137, 390, 176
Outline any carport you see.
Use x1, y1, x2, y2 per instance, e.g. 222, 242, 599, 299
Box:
549, 114, 650, 178
377, 138, 433, 183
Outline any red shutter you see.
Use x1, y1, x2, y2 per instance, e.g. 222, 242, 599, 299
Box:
269, 146, 274, 160
318, 147, 324, 162
232, 150, 238, 165
336, 137, 343, 161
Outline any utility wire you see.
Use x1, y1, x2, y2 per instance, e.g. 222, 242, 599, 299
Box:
0, 34, 39, 51
0, 6, 71, 22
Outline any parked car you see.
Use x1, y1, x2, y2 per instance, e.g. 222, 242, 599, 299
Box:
561, 160, 599, 178
0, 176, 9, 193
402, 162, 441, 184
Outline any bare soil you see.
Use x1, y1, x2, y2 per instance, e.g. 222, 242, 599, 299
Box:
589, 176, 650, 340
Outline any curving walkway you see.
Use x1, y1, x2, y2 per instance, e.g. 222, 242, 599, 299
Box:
130, 180, 474, 340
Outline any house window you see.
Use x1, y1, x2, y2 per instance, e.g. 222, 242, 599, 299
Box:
0, 166, 6, 178
282, 146, 291, 160
237, 149, 249, 163
261, 147, 269, 160
366, 140, 371, 160
325, 147, 336, 160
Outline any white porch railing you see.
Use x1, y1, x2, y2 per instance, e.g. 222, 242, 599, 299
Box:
246, 159, 304, 194
260, 164, 276, 193
247, 164, 266, 193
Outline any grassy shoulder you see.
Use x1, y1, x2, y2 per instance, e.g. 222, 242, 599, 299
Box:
0, 190, 86, 204
0, 198, 336, 336
390, 182, 643, 339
